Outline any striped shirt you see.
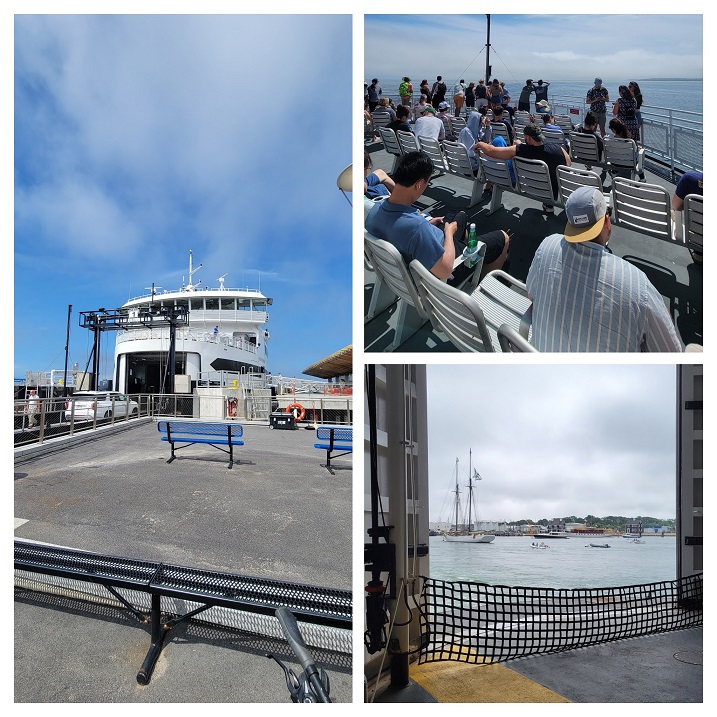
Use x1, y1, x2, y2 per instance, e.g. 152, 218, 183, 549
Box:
526, 235, 682, 352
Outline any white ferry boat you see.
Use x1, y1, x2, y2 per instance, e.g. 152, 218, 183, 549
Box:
114, 251, 271, 394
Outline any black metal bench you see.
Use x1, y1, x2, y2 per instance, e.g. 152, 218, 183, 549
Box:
314, 426, 352, 475
15, 540, 351, 686
158, 420, 243, 468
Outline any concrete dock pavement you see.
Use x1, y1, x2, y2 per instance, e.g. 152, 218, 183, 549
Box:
14, 419, 352, 703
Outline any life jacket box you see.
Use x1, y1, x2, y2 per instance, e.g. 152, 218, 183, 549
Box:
270, 412, 295, 430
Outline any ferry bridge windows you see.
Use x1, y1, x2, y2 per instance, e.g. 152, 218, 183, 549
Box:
253, 300, 267, 312
237, 299, 251, 311
220, 298, 235, 311
190, 298, 204, 311
205, 298, 219, 311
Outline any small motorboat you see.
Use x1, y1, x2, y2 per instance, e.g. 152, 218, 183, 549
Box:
531, 541, 550, 549
587, 543, 611, 548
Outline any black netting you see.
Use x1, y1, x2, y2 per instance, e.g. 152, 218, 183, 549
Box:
418, 574, 702, 664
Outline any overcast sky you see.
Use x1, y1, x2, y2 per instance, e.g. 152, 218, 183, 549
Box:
365, 14, 703, 83
427, 364, 678, 524
13, 13, 351, 380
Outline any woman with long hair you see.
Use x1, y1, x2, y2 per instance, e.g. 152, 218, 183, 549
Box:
613, 85, 639, 142
629, 81, 644, 139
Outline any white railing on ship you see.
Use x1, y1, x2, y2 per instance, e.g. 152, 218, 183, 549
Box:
116, 327, 259, 355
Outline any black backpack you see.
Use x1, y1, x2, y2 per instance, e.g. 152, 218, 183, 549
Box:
624, 103, 636, 121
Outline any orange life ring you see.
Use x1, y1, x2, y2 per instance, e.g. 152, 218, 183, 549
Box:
286, 402, 305, 421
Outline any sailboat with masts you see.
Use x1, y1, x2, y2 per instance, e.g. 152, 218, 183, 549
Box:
442, 450, 496, 544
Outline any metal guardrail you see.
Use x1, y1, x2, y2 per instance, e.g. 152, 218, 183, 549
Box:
14, 392, 353, 448
419, 573, 702, 665
15, 539, 352, 685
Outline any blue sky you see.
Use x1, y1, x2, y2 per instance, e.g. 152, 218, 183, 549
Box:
428, 365, 677, 522
13, 14, 352, 381
365, 14, 703, 83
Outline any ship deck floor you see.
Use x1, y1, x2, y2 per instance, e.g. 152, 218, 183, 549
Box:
364, 139, 702, 353
14, 420, 352, 703
371, 625, 702, 703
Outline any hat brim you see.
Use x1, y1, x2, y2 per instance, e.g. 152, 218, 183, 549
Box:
564, 215, 605, 242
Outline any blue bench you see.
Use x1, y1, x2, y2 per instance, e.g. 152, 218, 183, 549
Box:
314, 425, 352, 474
158, 420, 244, 469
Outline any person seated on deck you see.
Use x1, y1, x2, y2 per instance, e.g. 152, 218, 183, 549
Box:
575, 111, 605, 161
607, 118, 646, 181
414, 105, 445, 142
459, 108, 492, 174
540, 113, 569, 149
372, 96, 395, 122
535, 99, 551, 114
436, 101, 454, 138
387, 104, 412, 134
364, 150, 395, 199
365, 150, 510, 284
525, 186, 683, 352
671, 170, 703, 261
475, 122, 570, 214
491, 105, 514, 145
413, 93, 429, 122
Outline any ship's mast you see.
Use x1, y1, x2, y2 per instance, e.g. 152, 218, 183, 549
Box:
453, 457, 460, 532
467, 449, 473, 532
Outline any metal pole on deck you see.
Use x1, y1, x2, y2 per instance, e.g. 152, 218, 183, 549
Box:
485, 15, 491, 84
62, 304, 72, 398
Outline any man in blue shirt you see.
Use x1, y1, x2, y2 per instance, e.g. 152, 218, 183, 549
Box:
365, 151, 509, 283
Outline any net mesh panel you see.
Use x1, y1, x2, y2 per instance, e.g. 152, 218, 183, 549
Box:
15, 540, 351, 655
418, 574, 702, 664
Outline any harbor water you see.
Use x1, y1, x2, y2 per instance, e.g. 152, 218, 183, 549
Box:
430, 534, 678, 589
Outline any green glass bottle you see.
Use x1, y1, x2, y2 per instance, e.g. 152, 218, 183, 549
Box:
467, 223, 478, 267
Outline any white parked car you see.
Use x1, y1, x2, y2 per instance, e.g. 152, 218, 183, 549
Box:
64, 391, 139, 421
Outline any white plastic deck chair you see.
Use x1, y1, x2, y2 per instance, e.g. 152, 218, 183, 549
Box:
541, 127, 566, 147
478, 151, 516, 215
364, 230, 430, 348
552, 115, 574, 135
363, 198, 395, 323
611, 177, 672, 240
569, 131, 602, 167
410, 263, 533, 352
683, 193, 703, 261
417, 135, 447, 173
498, 322, 538, 352
378, 126, 403, 173
396, 130, 420, 156
513, 156, 559, 206
556, 165, 604, 206
442, 140, 484, 207
370, 111, 392, 138
603, 137, 644, 181
451, 116, 467, 135
489, 122, 511, 144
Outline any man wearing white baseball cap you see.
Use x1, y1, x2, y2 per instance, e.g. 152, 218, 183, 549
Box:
526, 186, 682, 352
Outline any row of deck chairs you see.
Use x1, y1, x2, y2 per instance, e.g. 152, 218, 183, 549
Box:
376, 124, 701, 250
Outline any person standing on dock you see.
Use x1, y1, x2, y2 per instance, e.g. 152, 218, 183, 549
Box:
25, 389, 40, 428
586, 78, 610, 137
526, 186, 683, 352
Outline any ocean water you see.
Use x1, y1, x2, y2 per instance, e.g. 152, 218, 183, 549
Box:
429, 534, 678, 589
374, 78, 703, 115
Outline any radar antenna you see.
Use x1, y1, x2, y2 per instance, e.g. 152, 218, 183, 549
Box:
217, 274, 228, 291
